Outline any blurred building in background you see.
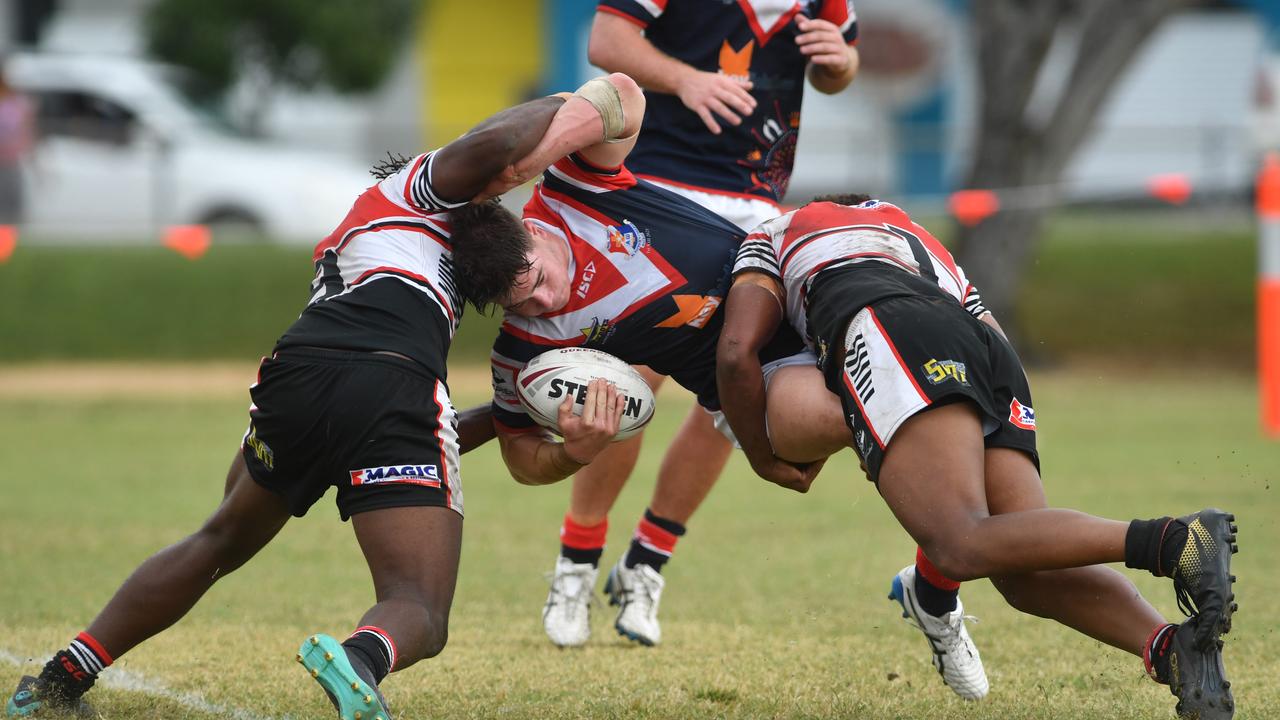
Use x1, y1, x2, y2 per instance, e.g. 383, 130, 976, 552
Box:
0, 0, 1277, 243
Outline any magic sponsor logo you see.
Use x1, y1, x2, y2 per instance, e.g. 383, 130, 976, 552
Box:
1008, 398, 1036, 431
349, 464, 442, 488
606, 219, 648, 256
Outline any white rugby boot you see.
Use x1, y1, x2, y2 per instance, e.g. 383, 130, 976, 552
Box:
888, 564, 989, 700
543, 557, 598, 648
604, 559, 664, 646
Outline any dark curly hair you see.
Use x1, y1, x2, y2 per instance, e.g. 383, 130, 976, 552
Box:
809, 193, 873, 206
449, 199, 532, 314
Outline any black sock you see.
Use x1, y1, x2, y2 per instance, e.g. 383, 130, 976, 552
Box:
1159, 521, 1189, 578
1144, 623, 1178, 684
912, 572, 959, 616
560, 544, 603, 566
342, 629, 393, 685
1125, 516, 1185, 576
623, 509, 685, 573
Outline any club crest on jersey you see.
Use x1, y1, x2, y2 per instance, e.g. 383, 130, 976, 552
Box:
606, 220, 647, 256
922, 358, 969, 386
1008, 398, 1036, 430
350, 464, 441, 488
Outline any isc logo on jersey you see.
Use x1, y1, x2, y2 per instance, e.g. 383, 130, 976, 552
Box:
350, 464, 442, 487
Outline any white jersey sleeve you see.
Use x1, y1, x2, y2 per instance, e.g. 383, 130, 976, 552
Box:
378, 151, 469, 216
733, 231, 782, 281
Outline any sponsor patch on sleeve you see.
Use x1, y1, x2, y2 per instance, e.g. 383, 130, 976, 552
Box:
1008, 398, 1036, 431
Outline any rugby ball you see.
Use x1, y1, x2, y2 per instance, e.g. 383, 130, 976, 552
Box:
516, 348, 656, 441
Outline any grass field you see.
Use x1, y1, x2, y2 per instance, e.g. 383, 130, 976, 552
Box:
1, 363, 1277, 719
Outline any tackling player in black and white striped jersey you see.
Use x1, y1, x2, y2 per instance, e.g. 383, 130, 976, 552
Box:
5, 76, 646, 720
717, 194, 1241, 720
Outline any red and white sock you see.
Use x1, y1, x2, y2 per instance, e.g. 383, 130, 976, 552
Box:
623, 509, 685, 573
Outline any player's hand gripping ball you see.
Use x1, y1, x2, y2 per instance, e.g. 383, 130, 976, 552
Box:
516, 348, 656, 440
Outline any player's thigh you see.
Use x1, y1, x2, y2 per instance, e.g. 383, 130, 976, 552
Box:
200, 450, 292, 562
353, 505, 463, 611
877, 402, 991, 555
765, 363, 849, 463
984, 447, 1046, 514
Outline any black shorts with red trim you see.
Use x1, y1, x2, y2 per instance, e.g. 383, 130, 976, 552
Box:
241, 347, 462, 520
829, 294, 1039, 483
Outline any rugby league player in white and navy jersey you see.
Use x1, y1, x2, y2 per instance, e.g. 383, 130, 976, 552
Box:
6, 75, 647, 720
716, 195, 1240, 719
449, 77, 849, 650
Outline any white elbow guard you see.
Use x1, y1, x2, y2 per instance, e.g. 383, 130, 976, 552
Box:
573, 76, 629, 143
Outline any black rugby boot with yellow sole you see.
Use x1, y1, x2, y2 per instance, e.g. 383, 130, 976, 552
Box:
1166, 617, 1235, 720
1170, 509, 1238, 649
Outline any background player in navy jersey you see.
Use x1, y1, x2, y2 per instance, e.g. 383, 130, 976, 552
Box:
585, 4, 989, 697
716, 194, 1240, 719
509, 0, 871, 666
5, 75, 645, 720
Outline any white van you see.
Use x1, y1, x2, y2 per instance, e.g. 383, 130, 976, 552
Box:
6, 52, 375, 243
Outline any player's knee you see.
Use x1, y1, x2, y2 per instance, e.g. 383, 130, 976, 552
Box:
991, 574, 1043, 615
921, 542, 991, 583
415, 608, 450, 660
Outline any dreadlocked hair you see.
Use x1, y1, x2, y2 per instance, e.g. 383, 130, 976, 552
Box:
450, 199, 532, 314
370, 151, 412, 180
809, 193, 873, 207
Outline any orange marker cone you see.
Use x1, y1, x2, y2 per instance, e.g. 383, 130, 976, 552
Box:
1257, 153, 1280, 437
1147, 173, 1192, 205
163, 225, 211, 260
948, 190, 999, 227
0, 225, 15, 263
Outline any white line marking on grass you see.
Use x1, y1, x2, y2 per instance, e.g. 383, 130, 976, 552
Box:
2, 648, 292, 720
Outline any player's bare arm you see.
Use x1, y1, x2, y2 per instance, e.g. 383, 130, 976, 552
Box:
797, 15, 859, 95
503, 73, 647, 180
588, 11, 757, 135
431, 95, 570, 204
716, 273, 821, 493
456, 404, 497, 455
497, 379, 626, 486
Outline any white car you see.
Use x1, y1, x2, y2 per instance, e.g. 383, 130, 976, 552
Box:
7, 52, 375, 244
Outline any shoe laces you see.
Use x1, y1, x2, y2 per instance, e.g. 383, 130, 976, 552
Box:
617, 566, 662, 613
907, 612, 979, 651
544, 566, 599, 611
